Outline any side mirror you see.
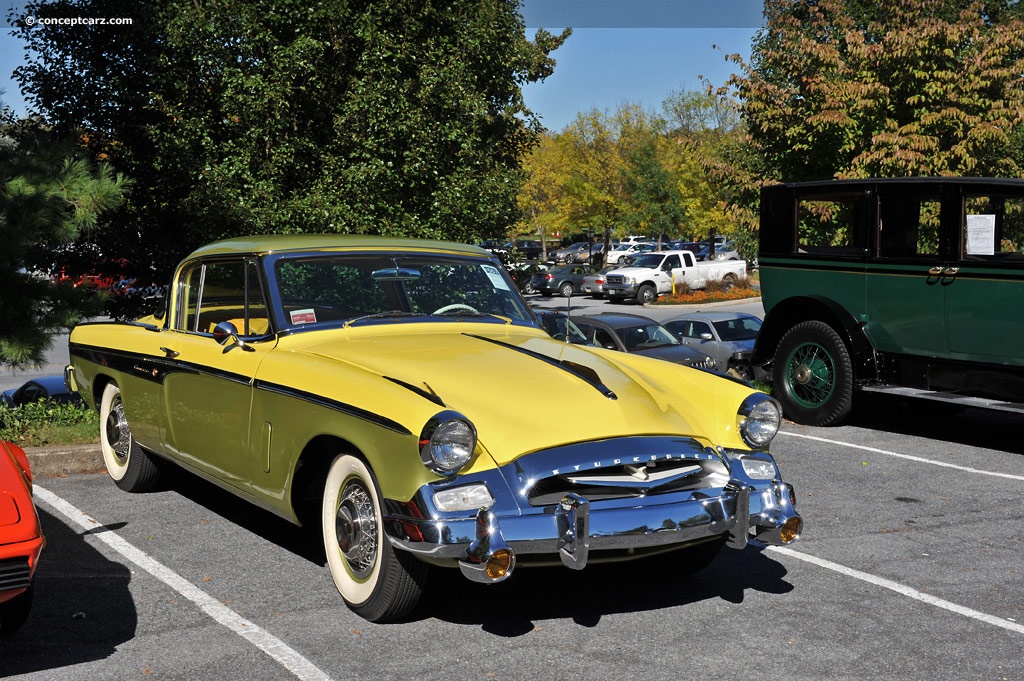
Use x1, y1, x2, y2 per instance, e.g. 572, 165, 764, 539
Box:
700, 332, 714, 341
212, 321, 254, 352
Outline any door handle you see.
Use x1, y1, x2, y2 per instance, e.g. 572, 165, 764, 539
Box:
928, 266, 943, 275
943, 267, 959, 276
160, 347, 180, 358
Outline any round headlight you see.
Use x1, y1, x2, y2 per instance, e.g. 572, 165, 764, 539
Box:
420, 411, 477, 475
738, 393, 782, 449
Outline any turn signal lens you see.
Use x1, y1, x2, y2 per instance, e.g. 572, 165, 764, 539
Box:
780, 517, 803, 544
485, 548, 516, 580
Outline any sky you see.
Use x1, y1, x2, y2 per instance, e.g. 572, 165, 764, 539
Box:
0, 1, 763, 132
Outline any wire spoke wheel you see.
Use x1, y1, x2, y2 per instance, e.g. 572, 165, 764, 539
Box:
786, 342, 836, 408
773, 320, 853, 426
335, 479, 378, 579
322, 454, 427, 622
99, 383, 160, 491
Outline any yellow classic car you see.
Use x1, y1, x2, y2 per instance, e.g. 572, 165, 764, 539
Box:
66, 235, 802, 622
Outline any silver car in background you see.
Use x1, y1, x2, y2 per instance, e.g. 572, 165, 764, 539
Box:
663, 312, 764, 381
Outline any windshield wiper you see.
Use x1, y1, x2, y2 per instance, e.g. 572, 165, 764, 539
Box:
342, 311, 428, 328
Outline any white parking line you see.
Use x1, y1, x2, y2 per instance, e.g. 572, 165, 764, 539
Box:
34, 486, 334, 681
768, 546, 1024, 636
779, 431, 1024, 481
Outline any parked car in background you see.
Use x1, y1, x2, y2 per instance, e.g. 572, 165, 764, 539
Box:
605, 250, 747, 304
571, 243, 606, 264
1, 375, 84, 408
605, 241, 658, 265
663, 312, 764, 381
529, 264, 602, 297
502, 240, 545, 260
66, 234, 801, 622
0, 439, 44, 636
581, 266, 616, 298
572, 313, 718, 370
507, 262, 548, 294
551, 242, 591, 263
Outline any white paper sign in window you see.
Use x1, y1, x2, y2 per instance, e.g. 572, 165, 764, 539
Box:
966, 214, 996, 255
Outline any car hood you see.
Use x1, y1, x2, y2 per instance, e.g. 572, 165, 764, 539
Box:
633, 344, 710, 364
285, 323, 745, 465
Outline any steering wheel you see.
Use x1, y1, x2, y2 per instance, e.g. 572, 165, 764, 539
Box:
432, 303, 479, 315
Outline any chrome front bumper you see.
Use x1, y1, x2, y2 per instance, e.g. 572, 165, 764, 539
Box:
383, 437, 802, 584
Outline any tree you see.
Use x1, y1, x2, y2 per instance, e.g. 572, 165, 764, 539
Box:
0, 117, 130, 367
731, 0, 1024, 181
11, 0, 570, 294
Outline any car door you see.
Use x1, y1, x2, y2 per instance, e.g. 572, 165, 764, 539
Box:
863, 188, 948, 357
161, 258, 275, 490
660, 254, 684, 292
945, 185, 1024, 362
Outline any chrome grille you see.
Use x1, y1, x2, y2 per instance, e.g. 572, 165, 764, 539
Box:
606, 275, 625, 285
505, 436, 731, 507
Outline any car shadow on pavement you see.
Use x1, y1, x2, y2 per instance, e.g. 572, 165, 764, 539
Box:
850, 395, 1024, 455
419, 545, 793, 635
0, 508, 137, 677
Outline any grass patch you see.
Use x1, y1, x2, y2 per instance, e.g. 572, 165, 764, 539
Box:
0, 401, 99, 448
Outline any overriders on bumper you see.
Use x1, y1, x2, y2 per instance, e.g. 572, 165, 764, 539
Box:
383, 437, 803, 584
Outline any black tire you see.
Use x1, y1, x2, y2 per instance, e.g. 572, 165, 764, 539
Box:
559, 282, 574, 297
100, 383, 161, 492
636, 283, 657, 305
322, 453, 427, 622
722, 273, 738, 291
773, 320, 854, 426
0, 584, 33, 636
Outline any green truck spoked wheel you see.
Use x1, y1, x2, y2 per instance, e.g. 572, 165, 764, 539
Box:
774, 321, 853, 426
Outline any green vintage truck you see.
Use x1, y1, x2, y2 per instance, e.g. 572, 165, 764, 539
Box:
753, 177, 1024, 426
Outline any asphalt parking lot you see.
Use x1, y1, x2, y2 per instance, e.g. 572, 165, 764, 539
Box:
2, 396, 1022, 681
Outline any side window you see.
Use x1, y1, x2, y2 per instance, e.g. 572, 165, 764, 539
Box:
688, 321, 712, 339
682, 253, 694, 268
663, 254, 681, 270
796, 196, 869, 255
593, 328, 618, 350
178, 260, 269, 336
961, 194, 1024, 260
878, 192, 941, 258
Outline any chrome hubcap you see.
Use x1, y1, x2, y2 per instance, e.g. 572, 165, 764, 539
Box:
105, 398, 131, 464
335, 482, 377, 578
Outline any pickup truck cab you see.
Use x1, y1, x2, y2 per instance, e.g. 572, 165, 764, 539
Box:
605, 250, 747, 304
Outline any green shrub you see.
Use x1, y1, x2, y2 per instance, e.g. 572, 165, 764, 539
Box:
0, 401, 99, 447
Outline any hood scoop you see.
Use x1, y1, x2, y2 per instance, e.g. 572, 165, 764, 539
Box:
464, 333, 617, 400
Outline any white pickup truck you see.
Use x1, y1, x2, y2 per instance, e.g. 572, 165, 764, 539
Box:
604, 250, 747, 304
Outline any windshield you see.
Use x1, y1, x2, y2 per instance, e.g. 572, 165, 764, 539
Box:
616, 323, 679, 351
271, 254, 533, 328
629, 253, 665, 268
713, 316, 762, 341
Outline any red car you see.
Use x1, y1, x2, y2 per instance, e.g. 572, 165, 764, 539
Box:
0, 440, 44, 636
